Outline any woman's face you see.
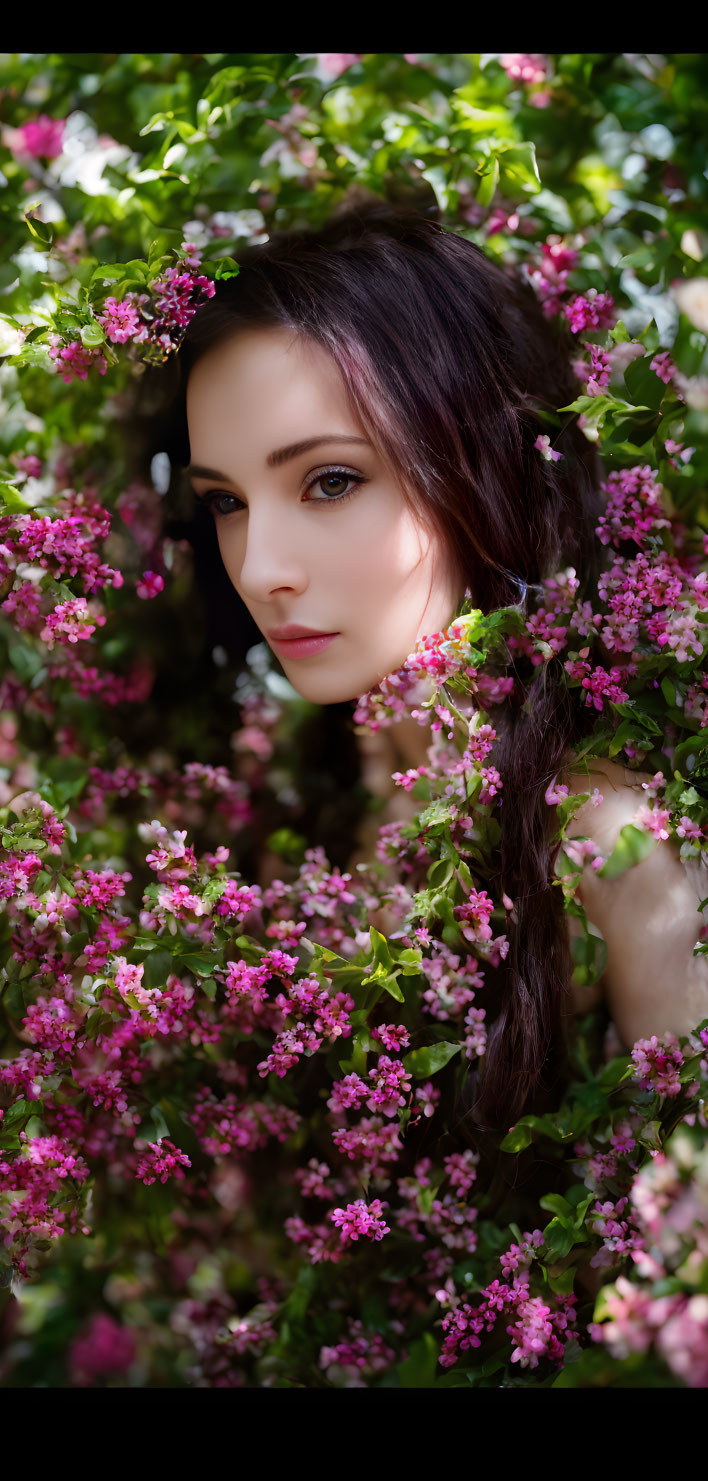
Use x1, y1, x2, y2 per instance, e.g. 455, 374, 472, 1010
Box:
186, 326, 464, 704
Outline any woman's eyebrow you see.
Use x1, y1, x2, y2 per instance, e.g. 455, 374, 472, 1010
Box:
188, 434, 370, 483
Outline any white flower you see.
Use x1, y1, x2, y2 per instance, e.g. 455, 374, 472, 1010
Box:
670, 277, 708, 333
211, 209, 266, 240
0, 321, 25, 356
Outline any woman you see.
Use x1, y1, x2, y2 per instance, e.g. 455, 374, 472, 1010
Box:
157, 197, 708, 1140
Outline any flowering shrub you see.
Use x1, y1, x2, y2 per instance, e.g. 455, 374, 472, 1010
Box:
0, 52, 707, 1389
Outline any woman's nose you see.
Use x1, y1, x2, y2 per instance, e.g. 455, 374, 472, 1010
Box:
236, 501, 309, 601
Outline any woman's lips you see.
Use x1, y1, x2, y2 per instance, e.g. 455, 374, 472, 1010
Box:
268, 632, 339, 659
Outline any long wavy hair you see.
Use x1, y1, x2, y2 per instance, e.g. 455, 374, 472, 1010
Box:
148, 195, 608, 1150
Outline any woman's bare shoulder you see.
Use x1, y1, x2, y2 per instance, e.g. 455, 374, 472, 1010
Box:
562, 756, 655, 853
559, 754, 708, 1048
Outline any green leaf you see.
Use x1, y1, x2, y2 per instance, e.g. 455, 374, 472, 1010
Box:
570, 927, 608, 987
377, 973, 405, 1003
547, 1265, 577, 1296
369, 927, 393, 971
80, 321, 106, 348
403, 1040, 461, 1078
0, 481, 33, 514
419, 799, 454, 830
598, 1055, 634, 1089
623, 353, 666, 412
660, 677, 676, 708
181, 953, 217, 977
24, 213, 53, 246
499, 141, 541, 194
1, 1097, 35, 1131
427, 858, 454, 889
592, 1281, 620, 1324
638, 1119, 663, 1150
397, 1332, 438, 1388
214, 258, 240, 281
609, 321, 631, 344
597, 824, 657, 880
476, 156, 499, 208
543, 1217, 580, 1260
139, 953, 174, 989
499, 1123, 534, 1152
674, 731, 708, 780
539, 1193, 573, 1218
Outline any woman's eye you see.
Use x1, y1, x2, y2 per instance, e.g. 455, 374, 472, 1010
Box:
202, 492, 243, 516
305, 468, 366, 504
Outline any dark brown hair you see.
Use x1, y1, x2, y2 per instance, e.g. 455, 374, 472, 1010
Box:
164, 197, 606, 1147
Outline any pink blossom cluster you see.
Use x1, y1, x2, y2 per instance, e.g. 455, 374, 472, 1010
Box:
589, 1128, 708, 1385
579, 341, 612, 395
587, 1196, 641, 1268
524, 236, 579, 316
318, 1319, 400, 1385
563, 658, 630, 711
330, 1117, 404, 1179
10, 113, 66, 159
631, 1033, 685, 1097
329, 1197, 391, 1244
564, 291, 616, 334
134, 1137, 192, 1187
596, 464, 671, 548
39, 595, 106, 649
315, 54, 364, 80
1, 1124, 91, 1276
327, 1053, 412, 1119
0, 496, 122, 596
48, 339, 107, 384
352, 613, 480, 731
189, 1084, 300, 1158
438, 1260, 578, 1370
68, 1312, 137, 1385
96, 296, 144, 344
589, 1281, 708, 1385
499, 54, 549, 85
74, 252, 217, 372
454, 887, 494, 943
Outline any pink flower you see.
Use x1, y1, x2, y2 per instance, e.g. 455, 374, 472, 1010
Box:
96, 296, 143, 345
47, 339, 107, 384
500, 54, 548, 86
676, 816, 702, 841
316, 53, 363, 80
564, 292, 616, 334
581, 341, 612, 396
12, 453, 42, 478
12, 113, 65, 160
134, 1137, 191, 1186
68, 1313, 136, 1386
534, 434, 563, 463
329, 1197, 391, 1244
631, 1033, 684, 1096
39, 596, 106, 649
634, 803, 671, 841
650, 351, 676, 385
542, 238, 579, 275
545, 775, 570, 805
136, 571, 164, 599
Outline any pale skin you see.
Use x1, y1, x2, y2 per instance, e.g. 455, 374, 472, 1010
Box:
185, 324, 708, 1051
